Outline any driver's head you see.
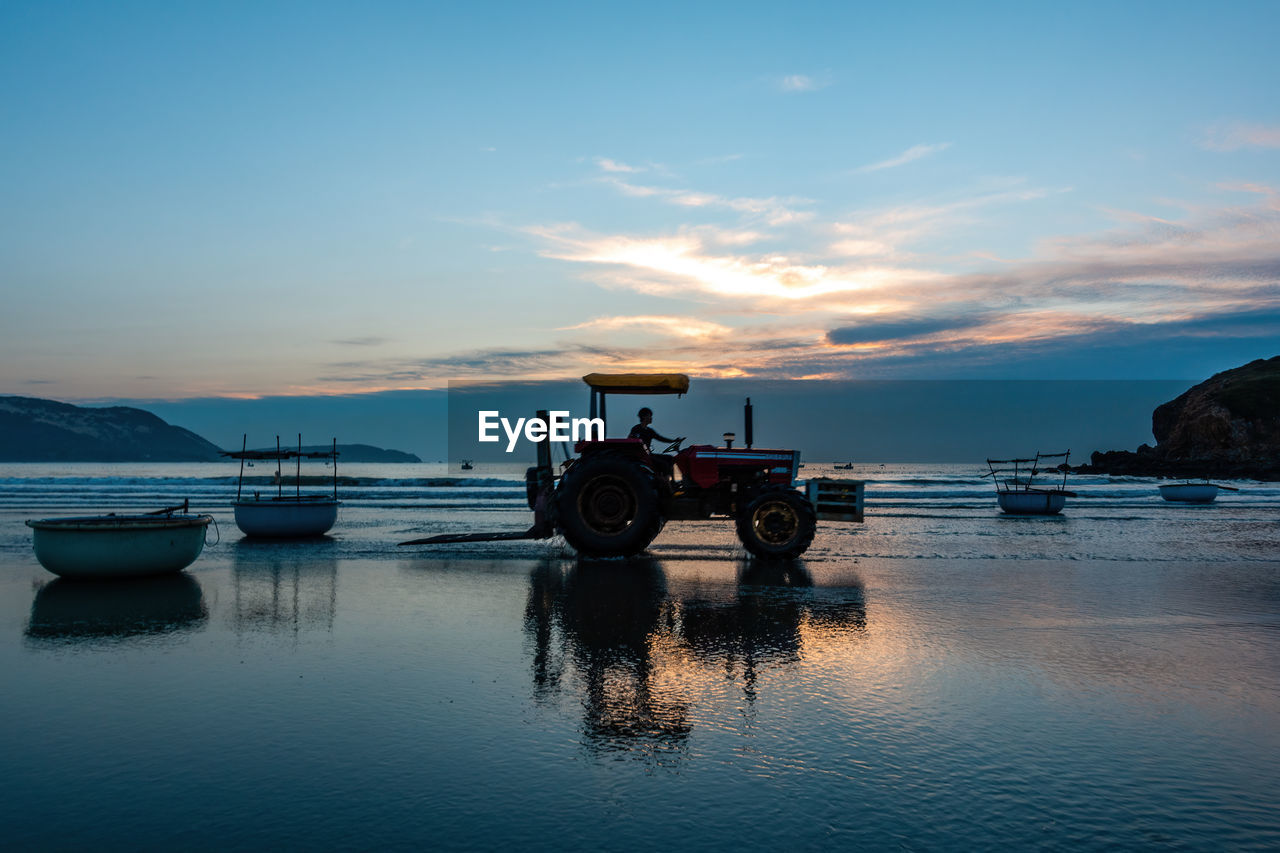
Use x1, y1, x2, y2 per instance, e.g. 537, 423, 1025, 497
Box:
637, 407, 653, 424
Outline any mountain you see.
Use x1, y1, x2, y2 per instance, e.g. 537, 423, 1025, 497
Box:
0, 397, 424, 463
1081, 356, 1280, 480
0, 396, 223, 461
246, 443, 421, 463
329, 444, 419, 463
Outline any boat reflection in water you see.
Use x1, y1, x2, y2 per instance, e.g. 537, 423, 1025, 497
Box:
25, 573, 207, 644
524, 557, 867, 765
230, 541, 338, 636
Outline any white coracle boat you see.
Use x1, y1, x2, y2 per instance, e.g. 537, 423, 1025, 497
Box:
232, 495, 340, 537
225, 435, 342, 538
984, 452, 1076, 516
26, 503, 213, 579
1158, 481, 1239, 503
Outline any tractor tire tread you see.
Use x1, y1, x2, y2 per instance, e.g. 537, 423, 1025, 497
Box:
736, 485, 817, 559
554, 453, 665, 557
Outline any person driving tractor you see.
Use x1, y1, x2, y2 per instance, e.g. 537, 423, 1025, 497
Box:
628, 407, 679, 450
629, 407, 682, 478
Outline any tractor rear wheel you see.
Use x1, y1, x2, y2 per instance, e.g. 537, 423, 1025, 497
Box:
554, 454, 665, 557
736, 487, 817, 559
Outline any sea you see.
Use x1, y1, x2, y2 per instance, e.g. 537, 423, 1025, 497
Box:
1, 461, 1278, 850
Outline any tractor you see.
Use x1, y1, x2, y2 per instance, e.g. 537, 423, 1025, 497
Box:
401, 373, 863, 559
543, 373, 814, 558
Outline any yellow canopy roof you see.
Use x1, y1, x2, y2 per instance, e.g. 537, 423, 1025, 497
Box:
582, 373, 690, 395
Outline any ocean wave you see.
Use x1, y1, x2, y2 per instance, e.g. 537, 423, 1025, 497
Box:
0, 475, 526, 488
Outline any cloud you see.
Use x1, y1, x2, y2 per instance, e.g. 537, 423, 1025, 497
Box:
1200, 122, 1280, 152
855, 142, 952, 173
829, 185, 1058, 259
595, 157, 641, 173
778, 74, 823, 92
826, 315, 988, 345
695, 153, 745, 166
320, 339, 781, 385
562, 315, 733, 340
528, 223, 939, 305
599, 177, 812, 225
1216, 181, 1280, 204
331, 336, 389, 347
328, 168, 1277, 389
322, 346, 590, 383
515, 180, 1278, 379
527, 181, 1077, 316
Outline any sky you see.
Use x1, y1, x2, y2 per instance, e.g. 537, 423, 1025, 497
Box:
2, 1, 1278, 413
141, 379, 1189, 462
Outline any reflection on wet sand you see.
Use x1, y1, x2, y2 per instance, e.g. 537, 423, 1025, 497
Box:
527, 557, 690, 764
525, 557, 868, 764
231, 541, 338, 636
26, 573, 207, 643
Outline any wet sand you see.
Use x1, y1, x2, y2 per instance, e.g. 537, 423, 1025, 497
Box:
1, 514, 1278, 849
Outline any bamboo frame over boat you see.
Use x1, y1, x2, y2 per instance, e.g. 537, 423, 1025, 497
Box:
223, 435, 341, 537
983, 451, 1076, 515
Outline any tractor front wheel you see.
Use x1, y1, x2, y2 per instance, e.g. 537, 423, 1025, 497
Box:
554, 454, 665, 557
736, 487, 817, 559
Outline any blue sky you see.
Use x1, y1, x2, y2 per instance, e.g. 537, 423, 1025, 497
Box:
2, 0, 1278, 403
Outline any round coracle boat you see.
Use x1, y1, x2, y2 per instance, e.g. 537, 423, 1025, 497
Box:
1158, 483, 1221, 503
232, 496, 340, 538
997, 489, 1068, 516
25, 513, 213, 579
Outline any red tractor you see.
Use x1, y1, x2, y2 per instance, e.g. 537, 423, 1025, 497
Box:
535, 373, 817, 559
403, 373, 863, 559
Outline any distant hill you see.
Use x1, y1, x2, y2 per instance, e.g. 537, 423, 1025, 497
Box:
0, 396, 223, 461
0, 397, 424, 463
244, 443, 422, 463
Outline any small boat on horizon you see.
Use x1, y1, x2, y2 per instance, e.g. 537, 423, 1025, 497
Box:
225, 435, 341, 538
460, 459, 474, 470
1158, 481, 1240, 503
26, 501, 213, 579
984, 451, 1076, 516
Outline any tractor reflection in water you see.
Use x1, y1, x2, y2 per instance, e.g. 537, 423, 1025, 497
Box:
523, 557, 868, 765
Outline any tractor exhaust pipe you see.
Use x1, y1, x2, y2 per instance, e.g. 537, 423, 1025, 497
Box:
744, 397, 754, 449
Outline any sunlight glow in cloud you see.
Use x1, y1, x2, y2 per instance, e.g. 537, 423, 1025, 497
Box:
563, 315, 733, 340
503, 168, 1278, 382
534, 228, 922, 302
291, 167, 1280, 390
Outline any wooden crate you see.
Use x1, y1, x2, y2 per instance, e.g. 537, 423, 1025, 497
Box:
805, 478, 865, 522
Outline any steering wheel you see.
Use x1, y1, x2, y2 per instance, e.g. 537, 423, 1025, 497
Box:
661, 437, 685, 453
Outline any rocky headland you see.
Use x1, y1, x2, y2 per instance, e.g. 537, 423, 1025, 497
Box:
1078, 356, 1280, 480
